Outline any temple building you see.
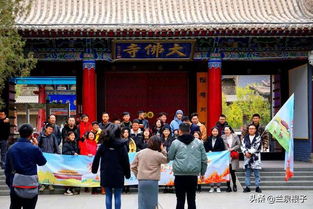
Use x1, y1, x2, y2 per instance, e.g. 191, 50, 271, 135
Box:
5, 0, 313, 161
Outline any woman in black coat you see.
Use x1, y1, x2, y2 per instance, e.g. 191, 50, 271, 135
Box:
203, 127, 226, 193
92, 124, 130, 209
62, 131, 79, 195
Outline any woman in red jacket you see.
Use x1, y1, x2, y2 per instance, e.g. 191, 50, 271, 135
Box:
79, 131, 97, 194
77, 114, 92, 139
79, 131, 97, 156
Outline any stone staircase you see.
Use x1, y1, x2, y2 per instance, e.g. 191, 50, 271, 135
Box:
237, 167, 313, 190
0, 169, 10, 196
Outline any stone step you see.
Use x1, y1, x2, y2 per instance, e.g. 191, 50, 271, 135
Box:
236, 171, 313, 176
243, 185, 313, 190
240, 181, 313, 186
238, 176, 313, 181
237, 168, 313, 172
254, 167, 313, 172
0, 191, 9, 196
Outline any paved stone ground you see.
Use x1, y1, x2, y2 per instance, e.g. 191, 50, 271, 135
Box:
0, 190, 312, 209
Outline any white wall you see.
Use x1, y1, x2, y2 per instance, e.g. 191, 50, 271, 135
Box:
288, 64, 309, 139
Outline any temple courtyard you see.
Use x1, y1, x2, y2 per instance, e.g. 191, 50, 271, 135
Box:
0, 190, 312, 209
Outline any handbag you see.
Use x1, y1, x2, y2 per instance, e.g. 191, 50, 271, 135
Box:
230, 150, 239, 159
10, 157, 39, 199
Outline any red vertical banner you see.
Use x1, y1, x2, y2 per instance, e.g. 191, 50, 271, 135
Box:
197, 72, 208, 126
207, 54, 222, 130
82, 60, 97, 122
36, 85, 46, 131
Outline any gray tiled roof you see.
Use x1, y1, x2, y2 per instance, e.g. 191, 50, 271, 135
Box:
16, 0, 313, 31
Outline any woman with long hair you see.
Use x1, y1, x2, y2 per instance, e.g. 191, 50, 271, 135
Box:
121, 127, 137, 153
92, 124, 130, 209
203, 127, 226, 193
221, 126, 240, 192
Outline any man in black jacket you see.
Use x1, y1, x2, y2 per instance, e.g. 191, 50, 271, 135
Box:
130, 120, 145, 151
0, 111, 10, 169
99, 112, 112, 132
215, 114, 233, 136
61, 117, 79, 143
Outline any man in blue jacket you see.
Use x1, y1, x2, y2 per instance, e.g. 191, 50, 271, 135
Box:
170, 110, 184, 135
5, 124, 47, 209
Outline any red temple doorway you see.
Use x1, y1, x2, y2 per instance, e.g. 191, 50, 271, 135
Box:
104, 72, 189, 122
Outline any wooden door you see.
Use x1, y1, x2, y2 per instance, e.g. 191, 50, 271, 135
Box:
105, 72, 189, 123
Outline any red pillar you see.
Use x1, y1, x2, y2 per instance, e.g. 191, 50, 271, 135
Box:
36, 85, 46, 131
207, 54, 222, 130
82, 60, 97, 122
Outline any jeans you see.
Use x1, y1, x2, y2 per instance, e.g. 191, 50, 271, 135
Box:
0, 140, 7, 169
174, 176, 197, 209
245, 167, 260, 187
138, 180, 158, 209
10, 190, 38, 209
105, 187, 122, 209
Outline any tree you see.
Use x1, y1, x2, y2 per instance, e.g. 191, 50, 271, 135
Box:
0, 0, 36, 109
222, 86, 271, 129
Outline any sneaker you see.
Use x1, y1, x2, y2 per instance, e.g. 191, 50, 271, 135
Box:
255, 187, 262, 193
39, 185, 46, 192
216, 187, 221, 193
64, 189, 73, 196
233, 185, 237, 192
243, 187, 251, 193
48, 185, 55, 191
209, 187, 215, 193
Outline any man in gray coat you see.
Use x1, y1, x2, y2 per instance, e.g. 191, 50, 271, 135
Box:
168, 123, 207, 209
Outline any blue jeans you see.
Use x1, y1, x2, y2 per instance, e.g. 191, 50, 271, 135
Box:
245, 168, 260, 187
105, 187, 122, 209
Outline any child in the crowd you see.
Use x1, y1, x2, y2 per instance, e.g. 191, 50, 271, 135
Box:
62, 131, 79, 196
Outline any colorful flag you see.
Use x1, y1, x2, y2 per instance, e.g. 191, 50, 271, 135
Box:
265, 94, 294, 181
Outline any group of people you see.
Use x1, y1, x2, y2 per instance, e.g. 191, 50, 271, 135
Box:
1, 109, 269, 209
